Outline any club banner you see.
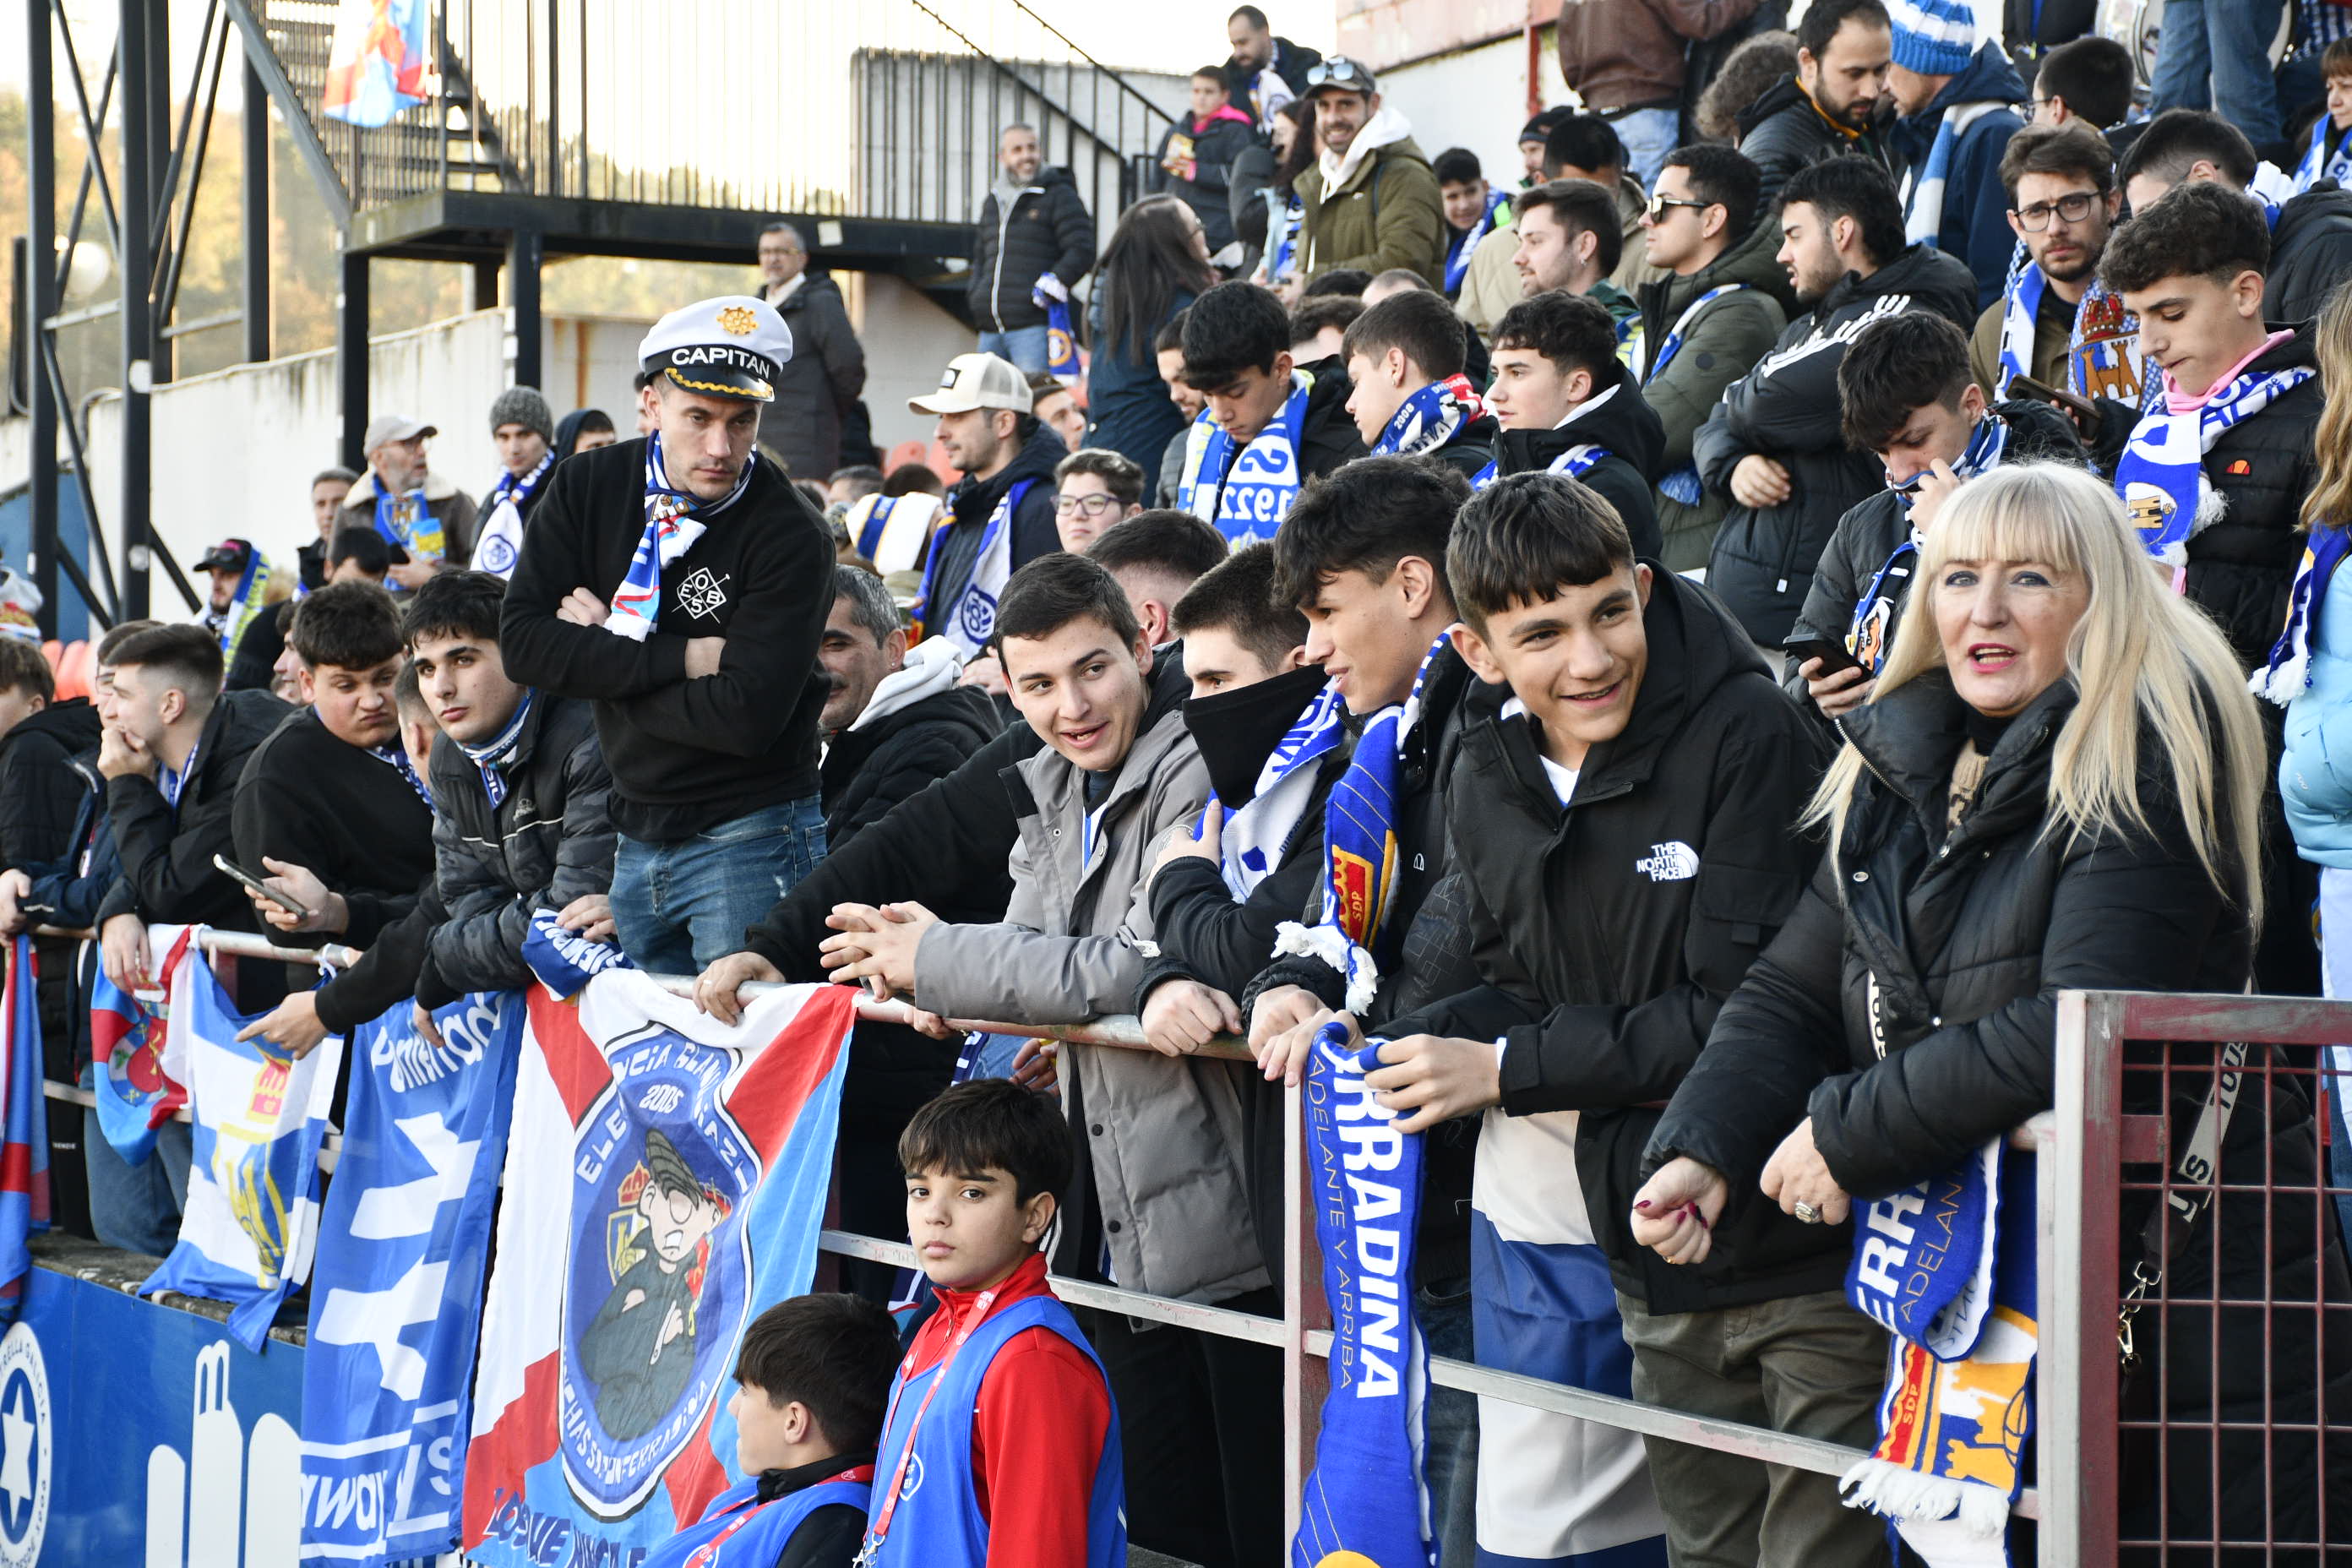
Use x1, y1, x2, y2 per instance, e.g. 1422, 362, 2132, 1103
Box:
90, 924, 194, 1164
0, 935, 51, 1320
140, 953, 342, 1353
463, 972, 855, 1565
300, 990, 525, 1566
1293, 1022, 1434, 1568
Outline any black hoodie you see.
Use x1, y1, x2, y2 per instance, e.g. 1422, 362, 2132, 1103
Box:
2268, 181, 2352, 329
1695, 242, 1982, 649
923, 423, 1070, 641
1380, 569, 1840, 1313
0, 698, 101, 870
819, 683, 1002, 851
1495, 362, 1669, 561
1734, 74, 1905, 213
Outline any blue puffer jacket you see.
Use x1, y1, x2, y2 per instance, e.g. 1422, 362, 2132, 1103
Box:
1888, 42, 2027, 313
2282, 554, 2352, 867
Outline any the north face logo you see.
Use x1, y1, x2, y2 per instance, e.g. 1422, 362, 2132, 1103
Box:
677, 567, 731, 621
1636, 841, 1698, 881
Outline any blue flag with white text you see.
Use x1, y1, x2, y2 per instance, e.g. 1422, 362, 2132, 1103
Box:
300, 991, 524, 1565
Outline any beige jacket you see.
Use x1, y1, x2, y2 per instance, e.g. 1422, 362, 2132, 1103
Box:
1458, 172, 1664, 338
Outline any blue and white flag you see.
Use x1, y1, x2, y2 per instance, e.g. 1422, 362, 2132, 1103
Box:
142, 956, 342, 1352
301, 991, 524, 1566
1293, 1022, 1433, 1568
1470, 1102, 1669, 1565
1037, 274, 1083, 389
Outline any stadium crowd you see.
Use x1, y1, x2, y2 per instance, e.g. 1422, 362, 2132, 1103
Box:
14, 0, 2352, 1562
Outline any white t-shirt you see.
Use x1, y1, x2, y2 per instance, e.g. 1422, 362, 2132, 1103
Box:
1502, 698, 1578, 805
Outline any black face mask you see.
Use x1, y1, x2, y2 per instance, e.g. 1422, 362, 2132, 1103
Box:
1183, 662, 1330, 807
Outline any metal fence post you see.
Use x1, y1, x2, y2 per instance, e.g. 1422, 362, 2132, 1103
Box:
2045, 989, 2126, 1568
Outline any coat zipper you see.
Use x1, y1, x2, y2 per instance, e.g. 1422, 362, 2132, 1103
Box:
990, 186, 1032, 333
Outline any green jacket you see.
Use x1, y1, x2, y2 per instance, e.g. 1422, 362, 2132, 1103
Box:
1633, 218, 1794, 574
1294, 125, 1446, 285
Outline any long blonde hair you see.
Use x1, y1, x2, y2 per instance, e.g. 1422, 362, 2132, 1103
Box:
1805, 462, 2265, 928
2304, 281, 2352, 534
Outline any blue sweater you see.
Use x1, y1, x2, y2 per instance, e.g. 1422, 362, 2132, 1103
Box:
1084, 287, 1195, 473
2284, 561, 2352, 867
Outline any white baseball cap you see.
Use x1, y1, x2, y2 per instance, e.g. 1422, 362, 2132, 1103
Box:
909, 352, 1034, 416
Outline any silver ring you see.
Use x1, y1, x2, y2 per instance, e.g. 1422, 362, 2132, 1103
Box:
1793, 1200, 1821, 1225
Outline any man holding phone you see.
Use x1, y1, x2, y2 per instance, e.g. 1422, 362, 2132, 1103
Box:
1783, 312, 2086, 719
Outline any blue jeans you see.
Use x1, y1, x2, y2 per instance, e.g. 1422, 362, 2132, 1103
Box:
611, 797, 826, 975
1418, 1277, 1479, 1568
1612, 107, 1681, 188
82, 1090, 191, 1259
978, 325, 1051, 375
2152, 0, 2289, 144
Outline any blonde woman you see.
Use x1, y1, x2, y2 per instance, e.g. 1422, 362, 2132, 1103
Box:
1632, 462, 2351, 1553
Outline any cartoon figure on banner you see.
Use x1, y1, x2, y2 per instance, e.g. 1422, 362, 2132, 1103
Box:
580, 1130, 730, 1441
558, 1037, 761, 1519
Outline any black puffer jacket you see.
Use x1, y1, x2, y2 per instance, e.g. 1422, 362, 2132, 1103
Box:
756, 271, 867, 483
1697, 242, 1981, 648
1785, 399, 2088, 694
2268, 181, 2352, 328
417, 693, 616, 1007
1381, 571, 1837, 1313
968, 168, 1097, 334
819, 683, 1001, 852
1734, 74, 1904, 212
1647, 674, 2352, 1548
2181, 324, 2326, 670
0, 699, 101, 869
1495, 363, 1668, 561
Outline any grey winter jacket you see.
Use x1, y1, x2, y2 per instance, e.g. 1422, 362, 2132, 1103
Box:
917, 696, 1266, 1304
419, 693, 617, 1006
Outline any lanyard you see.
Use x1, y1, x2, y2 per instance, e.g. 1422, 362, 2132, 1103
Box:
161, 737, 202, 812
856, 1287, 1000, 1561
688, 1464, 875, 1568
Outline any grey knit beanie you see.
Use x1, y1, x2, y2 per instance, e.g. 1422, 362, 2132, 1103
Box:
489, 384, 554, 444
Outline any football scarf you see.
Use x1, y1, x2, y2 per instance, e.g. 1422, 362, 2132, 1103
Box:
458, 689, 536, 810
1373, 374, 1489, 461
0, 937, 50, 1321
141, 955, 343, 1352
1471, 385, 1620, 493
90, 924, 195, 1163
372, 486, 446, 565
1992, 242, 2046, 396
1261, 193, 1304, 286
1445, 189, 1508, 294
1212, 678, 1348, 901
2294, 116, 2352, 193
362, 732, 434, 808
1273, 633, 1451, 1015
217, 551, 283, 664
1849, 416, 2010, 672
520, 908, 637, 999
1179, 372, 1311, 547
1644, 283, 1747, 506
1293, 1021, 1434, 1568
2253, 524, 2352, 704
1841, 1139, 2039, 1567
301, 990, 524, 1567
1994, 243, 2141, 404
1038, 285, 1082, 388
916, 477, 1040, 658
1901, 101, 2006, 247
2115, 351, 2314, 567
476, 449, 554, 580
848, 493, 942, 576
609, 433, 754, 642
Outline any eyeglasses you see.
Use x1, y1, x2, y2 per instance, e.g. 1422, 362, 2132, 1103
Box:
2010, 190, 2100, 230
1644, 193, 1712, 221
1054, 493, 1124, 518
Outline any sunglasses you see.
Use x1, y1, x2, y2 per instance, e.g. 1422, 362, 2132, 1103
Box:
1304, 57, 1368, 89
1644, 193, 1712, 221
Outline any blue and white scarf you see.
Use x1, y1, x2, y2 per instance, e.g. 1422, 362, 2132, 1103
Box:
1444, 189, 1508, 294
1373, 374, 1488, 460
1213, 679, 1348, 901
520, 906, 635, 999
2253, 525, 2352, 704
457, 688, 536, 809
475, 449, 553, 580
1644, 282, 1747, 504
1472, 384, 1623, 492
916, 476, 1040, 658
2295, 114, 2352, 194
366, 737, 434, 808
1273, 633, 1451, 1015
607, 433, 754, 641
1179, 372, 1310, 547
1848, 415, 2012, 672
1902, 101, 2006, 247
1841, 1139, 2039, 1567
2115, 347, 2315, 567
1260, 192, 1304, 286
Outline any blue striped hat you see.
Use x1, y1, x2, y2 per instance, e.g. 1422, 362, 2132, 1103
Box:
1887, 0, 1977, 75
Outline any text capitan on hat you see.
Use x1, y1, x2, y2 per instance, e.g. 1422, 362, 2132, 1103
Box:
639, 295, 794, 404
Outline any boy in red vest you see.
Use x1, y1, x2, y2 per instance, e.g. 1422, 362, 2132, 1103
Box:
862, 1080, 1124, 1566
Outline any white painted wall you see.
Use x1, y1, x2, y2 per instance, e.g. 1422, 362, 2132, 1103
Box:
845, 273, 981, 459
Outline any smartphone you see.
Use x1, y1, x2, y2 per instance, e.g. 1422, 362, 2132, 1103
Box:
2007, 373, 2098, 423
1781, 636, 1865, 679
212, 853, 313, 922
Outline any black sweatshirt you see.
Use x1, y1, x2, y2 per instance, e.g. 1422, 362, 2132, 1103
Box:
499, 437, 833, 843
0, 699, 101, 869
231, 708, 436, 948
